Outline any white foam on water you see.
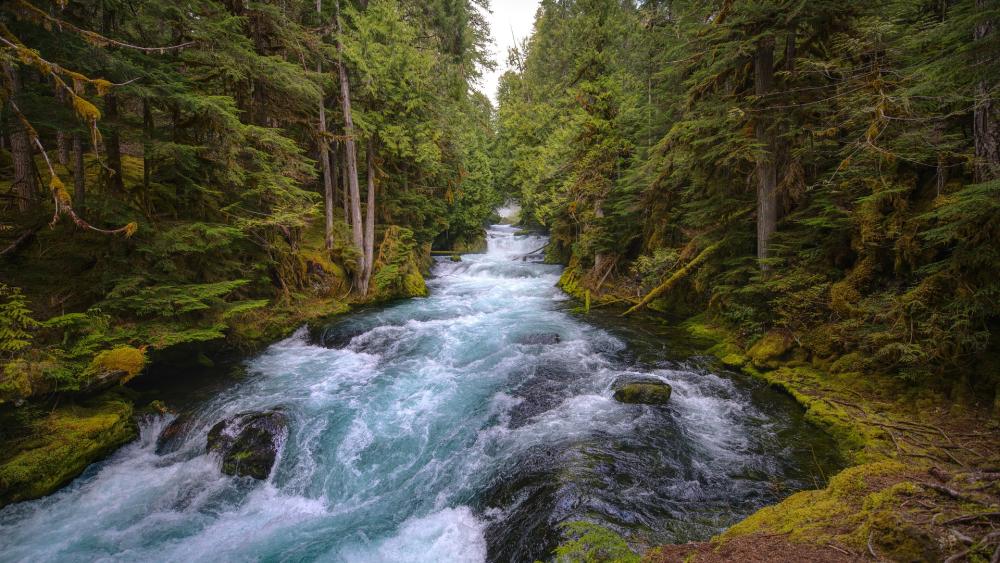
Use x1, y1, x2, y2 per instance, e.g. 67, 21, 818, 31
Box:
0, 224, 836, 562
335, 506, 487, 563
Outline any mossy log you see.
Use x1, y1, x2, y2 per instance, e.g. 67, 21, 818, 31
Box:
622, 241, 721, 317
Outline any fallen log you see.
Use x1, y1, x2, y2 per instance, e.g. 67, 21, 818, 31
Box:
621, 241, 721, 317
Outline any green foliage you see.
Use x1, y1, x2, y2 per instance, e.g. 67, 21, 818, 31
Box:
0, 285, 39, 357
498, 0, 1000, 394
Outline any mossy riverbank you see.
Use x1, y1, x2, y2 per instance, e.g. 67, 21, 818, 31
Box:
556, 267, 1000, 562
0, 223, 435, 509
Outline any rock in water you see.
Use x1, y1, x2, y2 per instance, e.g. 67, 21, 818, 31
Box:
613, 381, 672, 405
206, 410, 288, 479
155, 414, 192, 455
515, 332, 562, 345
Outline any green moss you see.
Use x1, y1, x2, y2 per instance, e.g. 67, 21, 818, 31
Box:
0, 393, 137, 507
613, 382, 672, 404
86, 345, 147, 384
721, 460, 909, 545
554, 521, 641, 563
747, 331, 793, 369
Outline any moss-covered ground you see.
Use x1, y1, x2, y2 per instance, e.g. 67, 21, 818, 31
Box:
0, 392, 137, 506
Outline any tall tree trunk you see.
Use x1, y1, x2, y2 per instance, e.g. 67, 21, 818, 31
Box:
361, 140, 377, 293
142, 98, 153, 195
974, 0, 999, 182
101, 4, 124, 195
103, 93, 126, 194
335, 0, 366, 287
55, 85, 69, 166
321, 97, 335, 251
72, 131, 85, 211
317, 0, 336, 250
753, 36, 777, 269
340, 143, 350, 223
3, 63, 37, 212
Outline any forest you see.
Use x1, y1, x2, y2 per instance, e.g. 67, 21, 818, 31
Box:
1, 0, 999, 561
0, 0, 500, 402
497, 0, 999, 396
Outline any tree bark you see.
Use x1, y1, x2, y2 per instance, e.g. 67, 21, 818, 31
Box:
142, 98, 153, 195
340, 143, 350, 223
335, 0, 366, 287
103, 93, 126, 194
974, 0, 999, 182
361, 140, 377, 293
72, 131, 85, 211
55, 85, 70, 166
3, 63, 38, 212
318, 70, 335, 250
753, 36, 777, 269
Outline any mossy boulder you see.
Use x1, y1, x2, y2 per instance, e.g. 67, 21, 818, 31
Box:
747, 331, 794, 369
206, 410, 288, 480
613, 380, 672, 405
81, 345, 148, 392
0, 394, 137, 507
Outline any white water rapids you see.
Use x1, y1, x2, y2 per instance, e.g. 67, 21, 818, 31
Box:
0, 225, 839, 562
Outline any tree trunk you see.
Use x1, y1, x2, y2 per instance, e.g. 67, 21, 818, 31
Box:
55, 85, 70, 166
974, 0, 999, 182
361, 140, 377, 293
3, 63, 37, 212
72, 131, 85, 211
319, 71, 335, 251
104, 93, 126, 194
753, 36, 777, 269
142, 98, 153, 196
340, 143, 350, 223
335, 0, 366, 287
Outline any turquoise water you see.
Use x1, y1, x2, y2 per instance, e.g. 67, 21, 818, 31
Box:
0, 226, 840, 562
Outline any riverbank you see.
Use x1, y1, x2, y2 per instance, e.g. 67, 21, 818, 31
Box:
557, 267, 1000, 562
0, 221, 432, 508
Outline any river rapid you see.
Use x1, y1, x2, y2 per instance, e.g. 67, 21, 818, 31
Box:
0, 225, 840, 562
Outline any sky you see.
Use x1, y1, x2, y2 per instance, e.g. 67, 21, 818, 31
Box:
477, 0, 541, 104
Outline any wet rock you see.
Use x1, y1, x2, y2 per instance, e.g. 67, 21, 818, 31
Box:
612, 380, 672, 405
156, 413, 193, 455
206, 410, 288, 480
515, 333, 561, 345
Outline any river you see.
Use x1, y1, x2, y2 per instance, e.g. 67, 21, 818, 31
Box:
0, 225, 840, 562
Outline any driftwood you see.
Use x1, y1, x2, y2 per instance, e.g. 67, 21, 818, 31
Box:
622, 241, 721, 316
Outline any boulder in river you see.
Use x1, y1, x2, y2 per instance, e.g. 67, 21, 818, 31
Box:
613, 380, 672, 405
515, 332, 561, 345
206, 410, 288, 480
155, 413, 193, 455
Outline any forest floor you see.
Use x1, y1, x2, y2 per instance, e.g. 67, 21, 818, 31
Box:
657, 326, 1000, 563
557, 267, 1000, 563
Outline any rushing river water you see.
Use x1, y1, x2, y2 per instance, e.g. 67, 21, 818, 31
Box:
0, 225, 840, 562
